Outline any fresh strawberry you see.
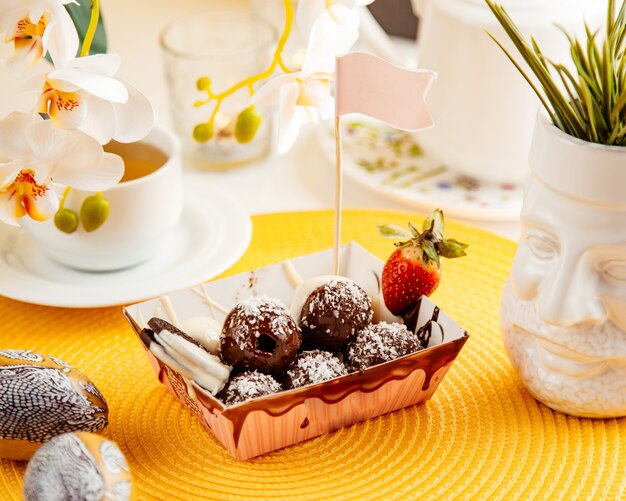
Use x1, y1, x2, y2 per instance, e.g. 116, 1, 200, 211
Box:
377, 209, 467, 315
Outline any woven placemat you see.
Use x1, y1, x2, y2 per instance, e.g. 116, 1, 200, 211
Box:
1, 209, 625, 500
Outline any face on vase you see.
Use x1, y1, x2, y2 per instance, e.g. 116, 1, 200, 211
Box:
503, 177, 626, 414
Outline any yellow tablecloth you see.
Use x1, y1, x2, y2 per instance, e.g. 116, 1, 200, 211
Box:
1, 209, 625, 500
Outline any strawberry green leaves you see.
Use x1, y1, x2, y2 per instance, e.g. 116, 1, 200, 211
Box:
377, 224, 412, 240
438, 239, 469, 259
377, 209, 468, 267
379, 209, 468, 314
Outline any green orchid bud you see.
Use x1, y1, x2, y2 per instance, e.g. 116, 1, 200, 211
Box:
80, 193, 110, 232
193, 122, 214, 143
234, 105, 262, 144
54, 208, 79, 234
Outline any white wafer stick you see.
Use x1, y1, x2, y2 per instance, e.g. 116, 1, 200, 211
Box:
159, 296, 181, 328
156, 331, 231, 381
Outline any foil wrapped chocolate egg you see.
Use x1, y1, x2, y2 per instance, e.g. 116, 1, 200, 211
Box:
0, 350, 108, 460
22, 432, 131, 501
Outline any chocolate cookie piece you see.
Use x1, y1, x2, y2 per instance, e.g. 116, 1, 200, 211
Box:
220, 297, 301, 375
144, 318, 231, 395
283, 350, 348, 390
218, 371, 282, 406
300, 280, 373, 351
147, 318, 206, 351
346, 322, 423, 372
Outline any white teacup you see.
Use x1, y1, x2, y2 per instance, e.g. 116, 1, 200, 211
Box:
21, 127, 183, 272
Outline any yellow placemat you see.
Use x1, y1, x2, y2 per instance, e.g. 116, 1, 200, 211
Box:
1, 209, 625, 500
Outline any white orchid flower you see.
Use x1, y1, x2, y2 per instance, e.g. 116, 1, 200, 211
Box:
0, 112, 123, 225
252, 44, 334, 154
297, 0, 374, 68
37, 53, 155, 144
0, 0, 79, 72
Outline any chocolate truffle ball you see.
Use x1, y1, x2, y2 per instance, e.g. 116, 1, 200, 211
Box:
220, 297, 301, 375
218, 371, 282, 406
346, 322, 423, 372
283, 350, 348, 389
300, 280, 373, 351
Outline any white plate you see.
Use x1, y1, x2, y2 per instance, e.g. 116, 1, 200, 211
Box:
319, 118, 523, 222
0, 188, 252, 308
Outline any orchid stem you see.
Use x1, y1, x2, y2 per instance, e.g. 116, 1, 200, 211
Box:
59, 186, 72, 210
80, 0, 100, 57
196, 0, 294, 132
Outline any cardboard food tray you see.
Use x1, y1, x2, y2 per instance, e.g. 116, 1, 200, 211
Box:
123, 243, 468, 460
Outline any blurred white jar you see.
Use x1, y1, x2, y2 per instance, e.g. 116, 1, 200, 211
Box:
410, 0, 606, 184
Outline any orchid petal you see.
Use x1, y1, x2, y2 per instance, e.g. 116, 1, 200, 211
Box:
296, 0, 326, 39
45, 6, 79, 67
53, 151, 124, 192
303, 10, 359, 74
0, 190, 24, 225
0, 169, 58, 223
67, 53, 121, 78
277, 83, 308, 154
251, 73, 299, 107
46, 89, 88, 131
6, 36, 43, 72
26, 121, 100, 179
110, 81, 155, 143
48, 66, 128, 103
22, 73, 47, 92
77, 96, 116, 145
0, 4, 19, 26
0, 7, 25, 38
0, 112, 41, 159
300, 77, 334, 120
22, 182, 58, 221
41, 17, 52, 51
326, 2, 359, 28
27, 2, 45, 25
0, 161, 21, 189
43, 77, 79, 93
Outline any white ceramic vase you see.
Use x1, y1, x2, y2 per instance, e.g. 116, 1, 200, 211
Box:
21, 127, 183, 272
500, 111, 626, 418
410, 0, 605, 184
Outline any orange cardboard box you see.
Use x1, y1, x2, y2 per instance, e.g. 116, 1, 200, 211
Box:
123, 243, 468, 460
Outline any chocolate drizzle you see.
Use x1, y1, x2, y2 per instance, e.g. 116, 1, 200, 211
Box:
402, 297, 423, 333
432, 306, 440, 322
416, 318, 445, 348
194, 334, 467, 447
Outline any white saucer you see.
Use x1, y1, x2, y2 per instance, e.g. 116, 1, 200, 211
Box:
319, 118, 523, 222
0, 188, 252, 308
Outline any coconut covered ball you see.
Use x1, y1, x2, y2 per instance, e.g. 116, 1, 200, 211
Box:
218, 371, 282, 406
299, 280, 373, 351
283, 350, 348, 389
346, 322, 423, 372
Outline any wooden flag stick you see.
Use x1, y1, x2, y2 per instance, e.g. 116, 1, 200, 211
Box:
333, 115, 343, 276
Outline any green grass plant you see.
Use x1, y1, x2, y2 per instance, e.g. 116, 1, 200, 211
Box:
486, 0, 626, 146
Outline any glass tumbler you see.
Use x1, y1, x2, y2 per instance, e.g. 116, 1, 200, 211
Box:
160, 11, 277, 170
